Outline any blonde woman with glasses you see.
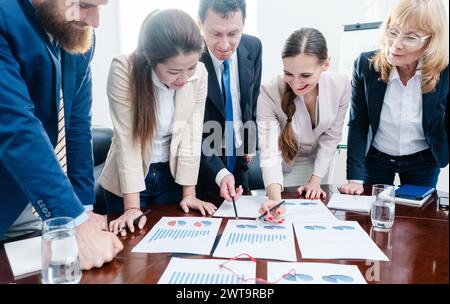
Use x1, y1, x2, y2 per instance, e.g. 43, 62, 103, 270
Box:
340, 0, 449, 195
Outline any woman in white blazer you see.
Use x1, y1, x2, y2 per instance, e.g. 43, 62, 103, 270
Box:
98, 9, 216, 235
257, 28, 351, 222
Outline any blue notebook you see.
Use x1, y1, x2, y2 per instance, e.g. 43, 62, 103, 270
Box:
395, 185, 435, 201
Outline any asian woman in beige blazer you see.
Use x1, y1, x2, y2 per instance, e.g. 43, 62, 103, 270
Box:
257, 28, 351, 222
98, 9, 216, 235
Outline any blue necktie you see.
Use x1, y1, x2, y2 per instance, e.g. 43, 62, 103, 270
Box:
222, 60, 236, 173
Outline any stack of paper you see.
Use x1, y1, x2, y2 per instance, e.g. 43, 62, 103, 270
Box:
4, 236, 41, 277
327, 193, 372, 213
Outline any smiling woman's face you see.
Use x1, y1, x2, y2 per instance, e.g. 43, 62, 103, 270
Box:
282, 53, 329, 96
154, 52, 200, 90
385, 22, 430, 67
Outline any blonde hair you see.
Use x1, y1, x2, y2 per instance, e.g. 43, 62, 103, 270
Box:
371, 0, 449, 93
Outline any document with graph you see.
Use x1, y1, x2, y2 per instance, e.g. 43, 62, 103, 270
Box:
213, 195, 268, 218
293, 221, 389, 261
267, 262, 367, 284
284, 199, 337, 223
213, 220, 297, 261
132, 217, 222, 255
158, 257, 256, 284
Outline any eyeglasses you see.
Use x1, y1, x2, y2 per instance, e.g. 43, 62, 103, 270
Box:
385, 29, 430, 48
218, 253, 304, 284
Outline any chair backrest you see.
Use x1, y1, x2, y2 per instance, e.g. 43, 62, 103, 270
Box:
92, 126, 113, 215
92, 126, 113, 166
248, 152, 264, 190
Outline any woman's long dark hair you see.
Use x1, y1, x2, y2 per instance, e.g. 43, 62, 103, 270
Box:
129, 9, 204, 150
279, 28, 328, 163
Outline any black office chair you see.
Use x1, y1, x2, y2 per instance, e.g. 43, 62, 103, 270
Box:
247, 151, 264, 190
92, 126, 113, 215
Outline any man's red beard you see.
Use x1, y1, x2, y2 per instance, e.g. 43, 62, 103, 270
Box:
34, 1, 93, 54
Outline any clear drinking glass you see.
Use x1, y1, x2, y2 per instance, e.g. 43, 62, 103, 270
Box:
370, 184, 396, 231
41, 217, 81, 284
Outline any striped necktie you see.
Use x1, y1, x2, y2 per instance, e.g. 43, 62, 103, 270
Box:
31, 89, 67, 219
55, 89, 68, 174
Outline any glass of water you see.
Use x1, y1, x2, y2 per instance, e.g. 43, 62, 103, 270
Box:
41, 217, 81, 284
371, 184, 396, 231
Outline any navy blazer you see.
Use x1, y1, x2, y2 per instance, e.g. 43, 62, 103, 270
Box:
198, 34, 262, 184
0, 0, 95, 235
347, 51, 449, 181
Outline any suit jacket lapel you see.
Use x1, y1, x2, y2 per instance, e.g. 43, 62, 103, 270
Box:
202, 51, 226, 118
368, 75, 388, 135
422, 83, 441, 131
237, 44, 252, 118
20, 0, 63, 145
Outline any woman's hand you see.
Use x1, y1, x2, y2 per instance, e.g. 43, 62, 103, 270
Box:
338, 182, 364, 195
259, 200, 285, 224
179, 195, 217, 216
109, 208, 147, 237
297, 176, 326, 200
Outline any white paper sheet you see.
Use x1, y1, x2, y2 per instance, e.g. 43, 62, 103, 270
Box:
267, 262, 367, 284
293, 221, 389, 261
132, 217, 221, 255
4, 237, 41, 277
213, 220, 297, 261
158, 257, 257, 284
213, 196, 268, 219
284, 199, 338, 223
327, 193, 372, 213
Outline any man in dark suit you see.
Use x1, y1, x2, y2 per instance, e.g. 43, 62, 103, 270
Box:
197, 0, 262, 202
0, 0, 122, 269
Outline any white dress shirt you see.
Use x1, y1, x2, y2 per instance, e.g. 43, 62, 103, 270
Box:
209, 51, 245, 186
148, 70, 175, 164
372, 67, 428, 156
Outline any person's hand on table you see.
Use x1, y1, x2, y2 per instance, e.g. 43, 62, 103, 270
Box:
109, 208, 147, 237
179, 195, 217, 216
77, 220, 123, 270
338, 182, 364, 195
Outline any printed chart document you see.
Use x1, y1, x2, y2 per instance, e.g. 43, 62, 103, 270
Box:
214, 196, 268, 219
293, 221, 389, 261
327, 193, 372, 213
132, 217, 221, 255
267, 262, 367, 284
4, 236, 41, 277
213, 220, 297, 261
284, 199, 337, 223
158, 257, 256, 284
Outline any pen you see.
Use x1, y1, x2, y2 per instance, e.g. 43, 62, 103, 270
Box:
118, 208, 151, 232
257, 200, 286, 221
231, 196, 239, 221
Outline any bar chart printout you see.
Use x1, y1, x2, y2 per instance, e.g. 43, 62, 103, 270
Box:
132, 217, 222, 255
213, 220, 297, 261
158, 258, 257, 284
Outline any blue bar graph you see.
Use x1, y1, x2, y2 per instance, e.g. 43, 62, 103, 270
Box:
168, 272, 241, 284
225, 232, 287, 247
148, 229, 211, 243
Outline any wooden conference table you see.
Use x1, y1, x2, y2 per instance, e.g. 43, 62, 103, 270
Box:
0, 185, 448, 284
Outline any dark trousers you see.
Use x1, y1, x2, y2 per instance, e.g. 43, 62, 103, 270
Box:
196, 155, 249, 202
103, 162, 182, 215
364, 146, 440, 187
